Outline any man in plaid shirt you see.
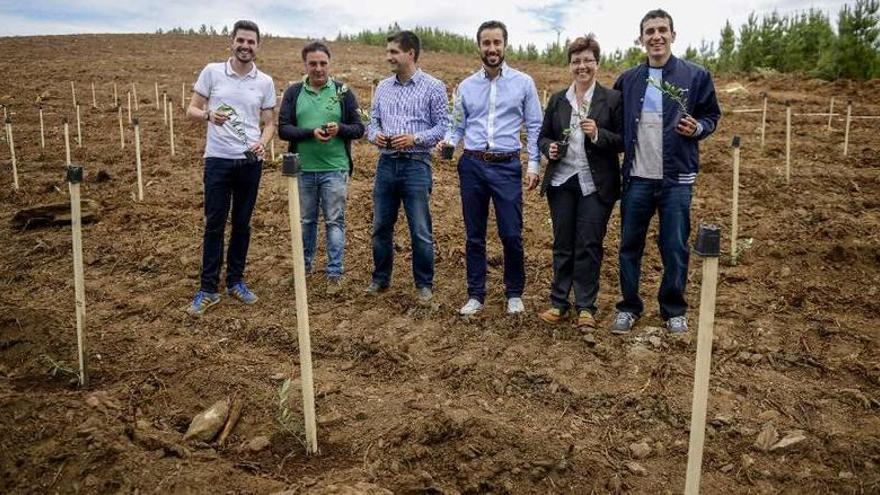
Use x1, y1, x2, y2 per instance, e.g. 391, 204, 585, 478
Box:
365, 30, 449, 305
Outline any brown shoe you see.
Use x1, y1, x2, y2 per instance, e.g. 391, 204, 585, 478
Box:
577, 310, 597, 330
539, 307, 569, 324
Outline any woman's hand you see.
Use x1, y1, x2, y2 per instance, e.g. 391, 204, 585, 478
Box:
580, 118, 598, 142
548, 142, 559, 160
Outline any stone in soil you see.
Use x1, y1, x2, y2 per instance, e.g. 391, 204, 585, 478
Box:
183, 399, 229, 442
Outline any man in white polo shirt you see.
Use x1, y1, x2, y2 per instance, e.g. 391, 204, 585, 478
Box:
185, 19, 277, 317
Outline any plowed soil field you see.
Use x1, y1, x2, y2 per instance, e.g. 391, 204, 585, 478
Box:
1, 34, 879, 494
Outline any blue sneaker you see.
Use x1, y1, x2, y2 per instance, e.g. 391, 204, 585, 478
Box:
227, 281, 258, 304
187, 290, 220, 317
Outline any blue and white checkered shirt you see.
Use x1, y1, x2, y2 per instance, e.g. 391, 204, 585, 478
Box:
367, 69, 448, 154
446, 63, 543, 174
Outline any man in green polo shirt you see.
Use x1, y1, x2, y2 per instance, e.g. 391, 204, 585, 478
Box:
278, 41, 365, 293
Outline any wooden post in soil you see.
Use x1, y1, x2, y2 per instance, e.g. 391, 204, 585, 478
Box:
127, 92, 132, 124
71, 80, 77, 108
163, 92, 168, 126
91, 82, 97, 108
759, 92, 767, 149
66, 164, 88, 388
270, 138, 275, 163
132, 82, 139, 111
827, 96, 835, 132
181, 82, 186, 110
39, 103, 45, 149
784, 100, 792, 184
543, 89, 548, 108
5, 117, 18, 190
75, 104, 83, 147
64, 117, 72, 165
117, 106, 125, 149
133, 117, 144, 201
113, 82, 118, 107
683, 224, 721, 495
730, 136, 741, 264
155, 82, 160, 111
843, 100, 852, 157
169, 106, 175, 156
282, 152, 319, 455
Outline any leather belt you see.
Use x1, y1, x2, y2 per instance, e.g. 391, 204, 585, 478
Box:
463, 149, 520, 163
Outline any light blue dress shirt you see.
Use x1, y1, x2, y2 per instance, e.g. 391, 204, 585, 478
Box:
446, 63, 543, 174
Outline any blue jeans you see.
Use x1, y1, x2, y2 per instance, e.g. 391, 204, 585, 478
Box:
200, 157, 262, 294
458, 154, 524, 303
616, 177, 692, 320
371, 154, 434, 289
299, 171, 348, 278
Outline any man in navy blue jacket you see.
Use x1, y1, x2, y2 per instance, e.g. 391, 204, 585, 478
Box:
610, 9, 721, 335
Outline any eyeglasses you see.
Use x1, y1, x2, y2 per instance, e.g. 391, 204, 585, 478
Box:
570, 58, 598, 66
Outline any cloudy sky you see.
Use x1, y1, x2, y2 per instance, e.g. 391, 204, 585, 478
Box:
0, 0, 852, 54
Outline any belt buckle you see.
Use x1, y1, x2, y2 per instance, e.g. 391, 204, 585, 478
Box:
484, 151, 501, 162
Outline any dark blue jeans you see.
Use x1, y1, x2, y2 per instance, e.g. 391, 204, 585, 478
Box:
199, 157, 262, 294
616, 177, 692, 320
458, 154, 524, 303
371, 154, 434, 289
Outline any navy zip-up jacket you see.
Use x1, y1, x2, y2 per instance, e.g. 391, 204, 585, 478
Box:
613, 55, 721, 187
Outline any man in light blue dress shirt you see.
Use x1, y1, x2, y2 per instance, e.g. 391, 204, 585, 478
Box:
437, 20, 543, 316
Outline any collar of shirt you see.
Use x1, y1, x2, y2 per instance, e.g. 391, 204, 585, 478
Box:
225, 58, 258, 79
393, 68, 423, 86
565, 81, 596, 116
481, 62, 509, 80
304, 77, 334, 94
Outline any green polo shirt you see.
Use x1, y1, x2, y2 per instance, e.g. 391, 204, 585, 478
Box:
296, 78, 348, 172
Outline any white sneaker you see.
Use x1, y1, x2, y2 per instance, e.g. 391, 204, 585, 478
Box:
459, 298, 484, 315
507, 297, 525, 314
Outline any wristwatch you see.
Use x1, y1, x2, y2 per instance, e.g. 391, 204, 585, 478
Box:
204, 110, 211, 122
413, 135, 424, 147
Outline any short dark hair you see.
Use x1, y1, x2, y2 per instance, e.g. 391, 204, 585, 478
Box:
302, 41, 331, 61
639, 9, 674, 36
567, 34, 601, 63
386, 31, 421, 62
477, 20, 508, 45
232, 20, 260, 42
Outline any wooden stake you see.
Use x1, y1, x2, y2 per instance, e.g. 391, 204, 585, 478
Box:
684, 224, 721, 495
6, 117, 18, 190
730, 136, 741, 264
132, 83, 139, 111
75, 104, 82, 147
66, 165, 88, 387
64, 118, 72, 165
39, 104, 45, 149
759, 92, 767, 149
542, 89, 548, 108
181, 82, 186, 110
133, 117, 144, 201
155, 82, 160, 110
127, 92, 132, 124
169, 105, 175, 156
113, 82, 118, 107
827, 96, 835, 131
270, 139, 275, 162
71, 81, 77, 108
91, 82, 97, 108
283, 153, 318, 455
370, 82, 375, 103
163, 92, 168, 125
117, 106, 124, 150
843, 100, 852, 157
785, 101, 792, 184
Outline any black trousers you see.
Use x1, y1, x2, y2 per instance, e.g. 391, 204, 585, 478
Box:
546, 175, 613, 314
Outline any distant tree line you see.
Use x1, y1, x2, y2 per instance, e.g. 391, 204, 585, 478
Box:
156, 25, 277, 39
335, 1, 880, 80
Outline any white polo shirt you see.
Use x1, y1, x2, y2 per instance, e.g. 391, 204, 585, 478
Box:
193, 59, 276, 159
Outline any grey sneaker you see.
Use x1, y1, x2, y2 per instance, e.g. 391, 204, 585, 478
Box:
326, 276, 343, 295
610, 311, 637, 334
665, 316, 688, 334
365, 281, 388, 294
417, 286, 433, 305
